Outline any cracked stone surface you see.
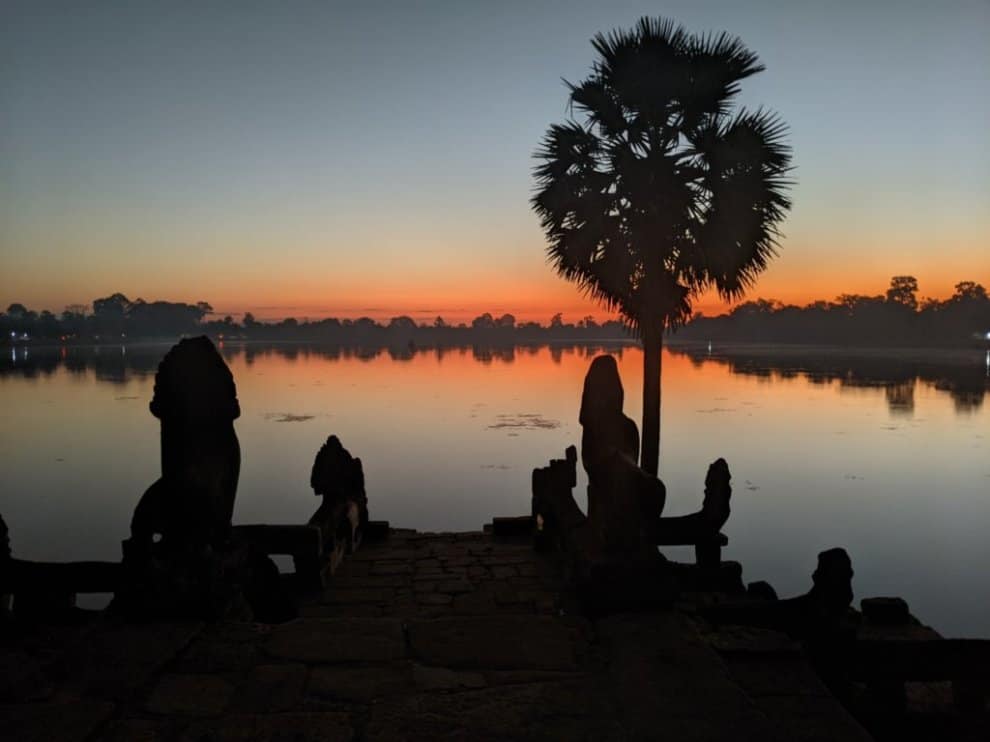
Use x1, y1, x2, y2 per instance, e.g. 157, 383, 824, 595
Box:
2, 529, 881, 742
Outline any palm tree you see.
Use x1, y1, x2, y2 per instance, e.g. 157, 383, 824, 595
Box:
532, 17, 792, 475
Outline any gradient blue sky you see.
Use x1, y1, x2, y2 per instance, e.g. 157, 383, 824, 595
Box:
2, 0, 988, 321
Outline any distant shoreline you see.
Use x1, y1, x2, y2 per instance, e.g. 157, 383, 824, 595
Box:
4, 336, 987, 357
5, 277, 988, 350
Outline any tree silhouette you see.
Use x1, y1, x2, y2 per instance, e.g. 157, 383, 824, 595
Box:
471, 313, 495, 330
953, 281, 988, 302
532, 17, 792, 474
92, 292, 131, 337
886, 276, 919, 311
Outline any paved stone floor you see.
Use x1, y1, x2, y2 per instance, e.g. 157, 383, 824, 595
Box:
1, 529, 876, 741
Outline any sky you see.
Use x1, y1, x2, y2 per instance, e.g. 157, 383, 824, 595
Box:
1, 0, 988, 323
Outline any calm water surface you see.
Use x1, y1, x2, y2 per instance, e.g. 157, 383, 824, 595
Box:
2, 342, 988, 636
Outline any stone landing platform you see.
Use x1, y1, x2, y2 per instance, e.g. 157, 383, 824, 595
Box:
1, 529, 873, 741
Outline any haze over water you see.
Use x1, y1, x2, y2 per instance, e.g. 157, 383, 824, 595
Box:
1, 341, 987, 636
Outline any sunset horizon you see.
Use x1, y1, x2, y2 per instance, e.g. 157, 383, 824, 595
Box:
4, 267, 986, 325
2, 4, 989, 739
3, 2, 987, 326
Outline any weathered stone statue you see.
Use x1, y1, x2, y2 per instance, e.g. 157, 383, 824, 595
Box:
709, 547, 856, 640
579, 355, 641, 485
115, 337, 263, 619
578, 355, 665, 558
0, 514, 10, 620
795, 547, 855, 634
309, 435, 369, 557
654, 458, 732, 544
130, 336, 241, 550
532, 446, 584, 554
0, 513, 124, 622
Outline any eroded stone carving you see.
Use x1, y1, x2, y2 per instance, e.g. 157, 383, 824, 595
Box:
578, 355, 665, 558
710, 547, 856, 640
655, 459, 732, 544
115, 337, 291, 621
0, 514, 10, 620
310, 435, 369, 557
131, 336, 241, 551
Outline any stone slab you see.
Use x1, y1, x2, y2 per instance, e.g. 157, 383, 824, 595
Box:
174, 623, 272, 673
412, 663, 486, 691
706, 625, 802, 655
0, 700, 115, 742
266, 619, 405, 663
96, 718, 175, 742
596, 613, 777, 739
307, 665, 410, 703
231, 663, 308, 713
145, 673, 234, 717
325, 587, 393, 604
365, 679, 623, 742
0, 649, 52, 702
63, 621, 204, 701
723, 656, 832, 698
755, 695, 875, 742
408, 616, 581, 670
179, 712, 353, 741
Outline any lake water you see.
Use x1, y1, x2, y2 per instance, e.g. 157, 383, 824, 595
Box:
2, 341, 988, 636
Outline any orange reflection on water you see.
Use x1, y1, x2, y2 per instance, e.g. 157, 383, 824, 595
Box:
1, 341, 988, 636
228, 342, 740, 415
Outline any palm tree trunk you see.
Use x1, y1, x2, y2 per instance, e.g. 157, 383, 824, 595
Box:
641, 327, 662, 476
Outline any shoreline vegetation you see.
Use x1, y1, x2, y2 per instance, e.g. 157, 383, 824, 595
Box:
3, 276, 989, 349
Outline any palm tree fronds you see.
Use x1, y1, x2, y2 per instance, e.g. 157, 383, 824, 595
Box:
533, 16, 792, 326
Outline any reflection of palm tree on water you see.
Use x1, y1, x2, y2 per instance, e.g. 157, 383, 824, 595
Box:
533, 17, 793, 474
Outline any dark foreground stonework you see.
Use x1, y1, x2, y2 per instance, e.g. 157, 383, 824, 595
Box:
0, 529, 885, 741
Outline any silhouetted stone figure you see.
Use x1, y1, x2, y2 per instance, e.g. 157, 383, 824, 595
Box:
115, 337, 292, 621
309, 435, 369, 556
655, 458, 731, 564
532, 446, 585, 554
531, 443, 677, 612
529, 356, 677, 612
578, 355, 665, 558
579, 356, 640, 486
710, 548, 856, 641
0, 514, 124, 623
130, 336, 241, 550
0, 514, 9, 620
660, 458, 731, 534
793, 547, 855, 636
0, 515, 8, 558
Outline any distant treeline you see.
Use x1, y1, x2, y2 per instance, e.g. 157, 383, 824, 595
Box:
3, 276, 988, 347
0, 293, 629, 344
678, 277, 989, 348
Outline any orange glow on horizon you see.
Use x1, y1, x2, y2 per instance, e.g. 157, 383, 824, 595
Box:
203, 272, 986, 325
4, 236, 986, 324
